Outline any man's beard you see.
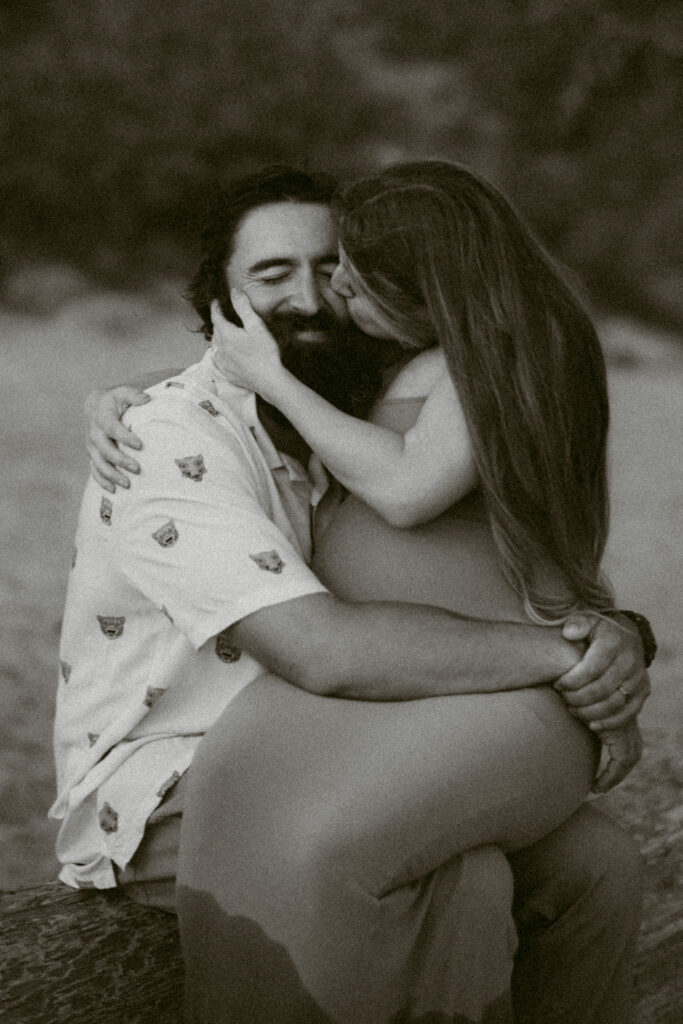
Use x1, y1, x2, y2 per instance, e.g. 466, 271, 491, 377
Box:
261, 309, 388, 424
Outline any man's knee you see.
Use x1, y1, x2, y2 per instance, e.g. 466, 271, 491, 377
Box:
510, 804, 644, 931
582, 818, 643, 942
557, 805, 643, 919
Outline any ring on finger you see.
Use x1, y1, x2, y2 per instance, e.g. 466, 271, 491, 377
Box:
617, 683, 630, 701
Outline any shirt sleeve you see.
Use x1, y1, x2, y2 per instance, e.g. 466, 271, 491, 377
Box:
111, 403, 328, 649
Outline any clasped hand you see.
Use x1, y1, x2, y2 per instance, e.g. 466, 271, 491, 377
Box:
558, 613, 649, 792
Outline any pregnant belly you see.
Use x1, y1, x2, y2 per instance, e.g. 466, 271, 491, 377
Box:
313, 490, 599, 782
314, 491, 598, 778
313, 492, 528, 623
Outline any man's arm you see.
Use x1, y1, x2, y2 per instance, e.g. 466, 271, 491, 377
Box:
227, 592, 581, 700
230, 595, 646, 792
113, 403, 581, 700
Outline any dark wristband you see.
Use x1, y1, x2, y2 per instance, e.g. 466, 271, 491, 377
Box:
615, 610, 657, 667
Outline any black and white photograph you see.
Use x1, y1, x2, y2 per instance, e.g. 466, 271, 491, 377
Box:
1, 2, 681, 1022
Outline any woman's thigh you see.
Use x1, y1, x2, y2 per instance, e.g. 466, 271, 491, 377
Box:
186, 674, 597, 897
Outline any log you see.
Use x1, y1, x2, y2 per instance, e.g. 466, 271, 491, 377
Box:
0, 883, 183, 1024
632, 901, 683, 1024
0, 882, 681, 1023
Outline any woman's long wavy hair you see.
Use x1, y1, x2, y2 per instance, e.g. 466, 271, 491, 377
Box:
334, 161, 614, 621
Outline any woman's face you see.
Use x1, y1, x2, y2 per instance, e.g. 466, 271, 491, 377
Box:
330, 248, 399, 341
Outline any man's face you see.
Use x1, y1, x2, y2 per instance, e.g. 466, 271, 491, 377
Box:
222, 200, 385, 420
225, 201, 348, 344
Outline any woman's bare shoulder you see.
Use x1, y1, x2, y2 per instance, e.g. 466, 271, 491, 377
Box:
382, 347, 446, 400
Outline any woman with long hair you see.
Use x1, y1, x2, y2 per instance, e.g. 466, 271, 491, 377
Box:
212, 160, 613, 627
85, 162, 643, 1024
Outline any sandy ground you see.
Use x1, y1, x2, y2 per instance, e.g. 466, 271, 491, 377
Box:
1, 285, 681, 984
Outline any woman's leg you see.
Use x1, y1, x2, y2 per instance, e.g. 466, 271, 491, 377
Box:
179, 846, 516, 1024
177, 675, 597, 1023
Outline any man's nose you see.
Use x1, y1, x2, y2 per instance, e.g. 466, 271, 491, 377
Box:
289, 271, 323, 315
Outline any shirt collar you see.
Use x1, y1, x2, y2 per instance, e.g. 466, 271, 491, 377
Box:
192, 349, 316, 486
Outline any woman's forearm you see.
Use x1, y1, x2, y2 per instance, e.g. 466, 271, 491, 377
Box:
263, 367, 475, 526
263, 367, 411, 507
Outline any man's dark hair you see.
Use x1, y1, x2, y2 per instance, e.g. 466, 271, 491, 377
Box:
186, 166, 338, 338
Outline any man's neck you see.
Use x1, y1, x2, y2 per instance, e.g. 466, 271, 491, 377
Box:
256, 395, 312, 467
251, 336, 406, 467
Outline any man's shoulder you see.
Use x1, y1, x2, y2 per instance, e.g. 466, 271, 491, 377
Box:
116, 372, 266, 498
123, 368, 247, 441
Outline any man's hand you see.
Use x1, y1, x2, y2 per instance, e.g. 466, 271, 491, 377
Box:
85, 386, 148, 492
592, 721, 643, 793
554, 613, 650, 730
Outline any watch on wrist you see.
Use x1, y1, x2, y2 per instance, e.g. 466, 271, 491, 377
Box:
615, 610, 657, 668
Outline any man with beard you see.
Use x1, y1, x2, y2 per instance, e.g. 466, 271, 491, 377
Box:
58, 167, 647, 1023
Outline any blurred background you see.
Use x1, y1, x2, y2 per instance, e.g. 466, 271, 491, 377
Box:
1, 0, 681, 1013
2, 0, 682, 323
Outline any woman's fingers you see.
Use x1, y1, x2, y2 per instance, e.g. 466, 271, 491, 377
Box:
85, 387, 145, 452
210, 293, 282, 398
91, 464, 116, 493
111, 389, 146, 451
84, 384, 148, 490
211, 289, 265, 336
90, 420, 140, 471
210, 299, 229, 333
87, 416, 142, 479
230, 288, 264, 332
87, 439, 130, 490
104, 420, 143, 467
113, 385, 150, 416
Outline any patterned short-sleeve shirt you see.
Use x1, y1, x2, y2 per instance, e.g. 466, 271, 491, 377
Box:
50, 350, 329, 889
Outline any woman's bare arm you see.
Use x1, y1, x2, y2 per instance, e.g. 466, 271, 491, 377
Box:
212, 295, 477, 527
